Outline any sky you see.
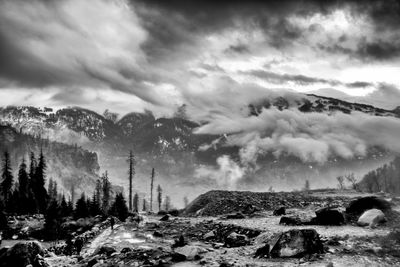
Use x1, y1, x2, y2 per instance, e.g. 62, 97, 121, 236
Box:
0, 0, 400, 116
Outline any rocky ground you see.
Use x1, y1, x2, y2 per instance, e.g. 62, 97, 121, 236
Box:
2, 190, 400, 267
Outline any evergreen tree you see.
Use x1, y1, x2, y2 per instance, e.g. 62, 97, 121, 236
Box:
18, 157, 30, 214
133, 193, 139, 212
44, 200, 61, 240
48, 178, 54, 200
94, 179, 102, 206
157, 185, 162, 211
34, 150, 48, 213
70, 183, 76, 206
1, 151, 14, 210
29, 152, 36, 181
101, 171, 111, 213
27, 152, 37, 213
52, 180, 58, 200
109, 193, 128, 221
150, 168, 155, 212
89, 191, 102, 216
67, 197, 74, 215
74, 193, 89, 219
127, 151, 135, 211
60, 195, 71, 218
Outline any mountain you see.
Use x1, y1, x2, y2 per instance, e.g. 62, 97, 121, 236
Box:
0, 125, 100, 198
248, 94, 399, 117
0, 93, 398, 204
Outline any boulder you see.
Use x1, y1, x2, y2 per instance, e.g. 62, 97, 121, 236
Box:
203, 231, 216, 241
357, 209, 386, 227
270, 229, 324, 258
224, 232, 248, 247
273, 207, 286, 216
279, 216, 303, 226
312, 207, 345, 226
174, 245, 207, 260
172, 235, 187, 248
254, 244, 270, 258
346, 196, 391, 216
160, 215, 170, 221
0, 241, 45, 267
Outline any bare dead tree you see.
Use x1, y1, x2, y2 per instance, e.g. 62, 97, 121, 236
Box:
150, 168, 155, 212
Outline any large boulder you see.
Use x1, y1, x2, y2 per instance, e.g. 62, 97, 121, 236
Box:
224, 232, 249, 247
270, 229, 324, 258
346, 196, 391, 216
0, 241, 45, 267
273, 207, 286, 216
311, 207, 345, 226
357, 209, 386, 227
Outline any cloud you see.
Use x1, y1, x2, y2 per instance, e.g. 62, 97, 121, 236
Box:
243, 69, 373, 88
195, 107, 400, 164
194, 155, 244, 190
0, 0, 175, 105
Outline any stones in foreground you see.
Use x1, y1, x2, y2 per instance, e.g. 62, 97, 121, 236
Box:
270, 229, 324, 258
357, 209, 387, 227
224, 232, 249, 247
273, 207, 286, 216
312, 207, 345, 226
0, 241, 47, 267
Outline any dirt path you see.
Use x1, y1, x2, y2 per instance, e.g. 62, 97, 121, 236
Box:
81, 223, 157, 257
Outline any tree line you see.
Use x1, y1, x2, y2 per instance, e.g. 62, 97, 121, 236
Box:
0, 150, 48, 214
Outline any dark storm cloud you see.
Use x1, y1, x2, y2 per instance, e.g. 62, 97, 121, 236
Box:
319, 39, 400, 61
243, 70, 373, 88
134, 0, 400, 61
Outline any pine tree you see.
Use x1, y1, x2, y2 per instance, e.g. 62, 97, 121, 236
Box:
89, 192, 102, 216
74, 193, 89, 219
60, 195, 71, 218
110, 193, 128, 221
127, 151, 135, 211
34, 150, 48, 213
150, 168, 155, 212
133, 193, 139, 212
52, 180, 58, 200
27, 152, 37, 213
18, 157, 30, 214
1, 151, 14, 210
70, 183, 75, 206
101, 171, 111, 213
95, 179, 102, 207
157, 185, 162, 211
